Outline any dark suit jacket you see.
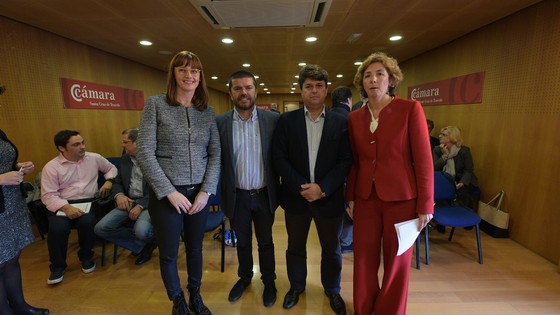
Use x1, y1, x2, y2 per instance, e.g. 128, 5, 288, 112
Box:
111, 154, 149, 209
433, 145, 478, 187
216, 109, 280, 218
272, 108, 352, 217
346, 98, 434, 214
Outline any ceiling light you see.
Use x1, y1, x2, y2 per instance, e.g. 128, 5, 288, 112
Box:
290, 91, 295, 94
293, 82, 298, 85
266, 91, 271, 94
389, 35, 402, 41
298, 62, 306, 66
211, 76, 218, 80
354, 61, 363, 66
242, 63, 251, 67
294, 75, 299, 78
305, 36, 317, 42
139, 40, 152, 46
264, 88, 269, 91
336, 74, 343, 78
291, 87, 296, 90
254, 75, 259, 79
222, 38, 234, 44
259, 83, 265, 86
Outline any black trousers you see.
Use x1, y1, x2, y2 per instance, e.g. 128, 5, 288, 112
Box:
231, 188, 276, 283
148, 185, 209, 300
47, 211, 96, 272
284, 207, 343, 294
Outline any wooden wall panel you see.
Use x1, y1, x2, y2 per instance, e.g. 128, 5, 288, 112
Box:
398, 0, 560, 262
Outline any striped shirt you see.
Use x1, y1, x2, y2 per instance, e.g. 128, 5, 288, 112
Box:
232, 107, 265, 190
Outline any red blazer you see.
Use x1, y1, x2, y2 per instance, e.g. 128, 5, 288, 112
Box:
346, 97, 434, 214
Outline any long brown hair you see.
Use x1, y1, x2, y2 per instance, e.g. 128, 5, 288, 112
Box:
166, 51, 209, 111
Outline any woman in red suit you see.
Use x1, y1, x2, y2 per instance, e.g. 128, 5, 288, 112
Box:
346, 52, 434, 315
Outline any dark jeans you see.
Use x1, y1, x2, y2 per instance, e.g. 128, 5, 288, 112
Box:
284, 207, 343, 294
148, 185, 209, 300
47, 211, 96, 272
231, 188, 276, 283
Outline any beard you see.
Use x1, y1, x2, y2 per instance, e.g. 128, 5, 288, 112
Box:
234, 95, 254, 110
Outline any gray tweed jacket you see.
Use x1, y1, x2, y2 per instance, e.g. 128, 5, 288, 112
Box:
136, 94, 221, 200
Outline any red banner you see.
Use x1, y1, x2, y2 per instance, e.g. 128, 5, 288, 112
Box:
60, 78, 144, 110
256, 103, 271, 110
408, 72, 485, 106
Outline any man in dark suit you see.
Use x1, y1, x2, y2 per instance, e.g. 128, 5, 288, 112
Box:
94, 128, 156, 266
216, 70, 280, 307
272, 65, 352, 315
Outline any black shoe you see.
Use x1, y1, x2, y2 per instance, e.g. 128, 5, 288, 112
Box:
47, 269, 64, 285
135, 242, 157, 265
262, 282, 277, 307
228, 279, 250, 302
172, 291, 189, 315
282, 288, 303, 309
14, 305, 50, 315
188, 287, 212, 315
325, 291, 346, 315
81, 259, 96, 273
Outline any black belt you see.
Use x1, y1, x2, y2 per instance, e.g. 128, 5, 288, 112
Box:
237, 187, 267, 195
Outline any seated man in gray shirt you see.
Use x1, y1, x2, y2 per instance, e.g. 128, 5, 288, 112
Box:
95, 129, 156, 265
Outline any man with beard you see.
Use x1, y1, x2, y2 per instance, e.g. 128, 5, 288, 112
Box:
41, 130, 117, 285
216, 70, 280, 307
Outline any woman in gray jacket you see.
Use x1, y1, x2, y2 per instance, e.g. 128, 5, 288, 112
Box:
137, 51, 220, 315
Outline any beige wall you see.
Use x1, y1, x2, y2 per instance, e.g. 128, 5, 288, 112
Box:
398, 0, 560, 263
1, 0, 559, 263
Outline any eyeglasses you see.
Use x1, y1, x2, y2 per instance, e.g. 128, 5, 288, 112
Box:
175, 67, 201, 76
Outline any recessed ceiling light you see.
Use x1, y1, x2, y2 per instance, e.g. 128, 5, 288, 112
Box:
389, 35, 402, 41
211, 76, 218, 80
263, 88, 269, 91
336, 74, 343, 78
305, 36, 317, 42
290, 91, 295, 94
327, 82, 332, 85
294, 75, 299, 78
266, 91, 271, 94
291, 87, 296, 90
298, 62, 306, 66
354, 61, 363, 66
242, 63, 251, 67
259, 83, 265, 86
292, 82, 298, 85
222, 38, 234, 44
254, 75, 260, 79
139, 40, 152, 46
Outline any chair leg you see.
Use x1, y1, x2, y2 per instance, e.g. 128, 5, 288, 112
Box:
424, 226, 430, 265
414, 236, 420, 269
220, 221, 225, 273
475, 224, 483, 264
113, 243, 118, 264
101, 239, 106, 267
448, 227, 456, 241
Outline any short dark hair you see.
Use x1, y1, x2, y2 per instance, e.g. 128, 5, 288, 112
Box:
54, 130, 80, 152
122, 128, 138, 142
427, 119, 435, 130
331, 86, 352, 107
227, 70, 257, 92
298, 64, 328, 90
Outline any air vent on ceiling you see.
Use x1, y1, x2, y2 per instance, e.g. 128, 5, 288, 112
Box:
189, 0, 332, 29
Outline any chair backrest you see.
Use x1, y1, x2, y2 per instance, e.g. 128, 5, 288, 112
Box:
434, 171, 456, 202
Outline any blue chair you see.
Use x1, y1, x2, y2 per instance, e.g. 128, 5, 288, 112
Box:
432, 171, 483, 264
201, 184, 226, 272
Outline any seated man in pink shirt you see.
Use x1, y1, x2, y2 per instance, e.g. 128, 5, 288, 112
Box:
41, 130, 117, 285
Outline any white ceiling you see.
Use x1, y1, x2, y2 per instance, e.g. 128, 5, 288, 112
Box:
0, 0, 543, 94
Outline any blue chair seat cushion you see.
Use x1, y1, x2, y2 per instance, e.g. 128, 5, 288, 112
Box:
434, 206, 481, 227
205, 211, 224, 231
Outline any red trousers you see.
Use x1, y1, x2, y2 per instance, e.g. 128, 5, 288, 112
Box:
353, 183, 416, 315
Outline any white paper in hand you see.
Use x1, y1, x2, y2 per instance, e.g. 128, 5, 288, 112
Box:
394, 218, 421, 256
56, 202, 92, 217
